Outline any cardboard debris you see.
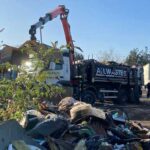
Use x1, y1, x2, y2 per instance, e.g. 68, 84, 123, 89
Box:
70, 102, 106, 122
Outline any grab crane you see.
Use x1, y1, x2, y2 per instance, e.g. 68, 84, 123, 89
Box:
29, 5, 75, 66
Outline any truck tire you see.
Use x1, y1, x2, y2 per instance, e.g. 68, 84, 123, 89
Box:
81, 90, 96, 105
114, 89, 128, 104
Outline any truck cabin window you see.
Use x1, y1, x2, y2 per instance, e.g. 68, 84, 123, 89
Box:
49, 62, 62, 70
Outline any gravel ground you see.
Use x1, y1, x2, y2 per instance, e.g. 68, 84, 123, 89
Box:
95, 97, 150, 129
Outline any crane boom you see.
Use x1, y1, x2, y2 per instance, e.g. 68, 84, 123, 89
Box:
29, 5, 75, 65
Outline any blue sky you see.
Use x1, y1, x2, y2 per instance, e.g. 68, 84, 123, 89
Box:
0, 0, 150, 59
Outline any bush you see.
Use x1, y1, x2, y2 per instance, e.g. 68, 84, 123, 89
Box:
0, 42, 65, 121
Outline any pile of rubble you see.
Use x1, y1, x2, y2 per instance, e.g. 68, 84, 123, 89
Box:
3, 97, 150, 149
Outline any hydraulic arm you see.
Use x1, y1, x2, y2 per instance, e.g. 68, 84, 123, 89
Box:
29, 5, 75, 65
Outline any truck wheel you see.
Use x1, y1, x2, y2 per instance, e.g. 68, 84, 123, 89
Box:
81, 90, 96, 105
114, 89, 128, 104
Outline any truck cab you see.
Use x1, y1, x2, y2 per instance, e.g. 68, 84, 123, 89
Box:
46, 51, 71, 85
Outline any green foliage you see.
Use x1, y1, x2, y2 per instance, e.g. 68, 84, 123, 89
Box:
0, 42, 65, 121
125, 47, 150, 66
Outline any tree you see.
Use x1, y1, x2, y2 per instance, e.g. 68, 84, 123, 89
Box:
125, 47, 150, 66
98, 49, 123, 63
0, 41, 65, 121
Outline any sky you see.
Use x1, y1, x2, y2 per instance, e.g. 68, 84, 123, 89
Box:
0, 0, 150, 60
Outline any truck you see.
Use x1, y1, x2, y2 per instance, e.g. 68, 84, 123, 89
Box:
143, 63, 150, 85
28, 5, 143, 104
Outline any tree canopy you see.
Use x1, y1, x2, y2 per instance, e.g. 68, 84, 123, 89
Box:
125, 47, 150, 66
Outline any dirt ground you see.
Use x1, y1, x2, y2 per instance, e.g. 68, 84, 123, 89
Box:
96, 97, 150, 129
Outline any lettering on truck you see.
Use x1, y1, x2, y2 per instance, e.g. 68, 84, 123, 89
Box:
96, 67, 127, 77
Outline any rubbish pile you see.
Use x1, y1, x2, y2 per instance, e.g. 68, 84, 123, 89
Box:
3, 97, 150, 150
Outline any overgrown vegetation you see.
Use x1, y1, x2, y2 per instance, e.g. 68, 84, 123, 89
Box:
0, 41, 65, 121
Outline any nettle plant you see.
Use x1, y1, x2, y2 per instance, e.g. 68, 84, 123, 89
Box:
0, 41, 65, 121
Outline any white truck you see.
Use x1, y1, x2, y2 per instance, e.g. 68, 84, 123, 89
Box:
143, 63, 150, 85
